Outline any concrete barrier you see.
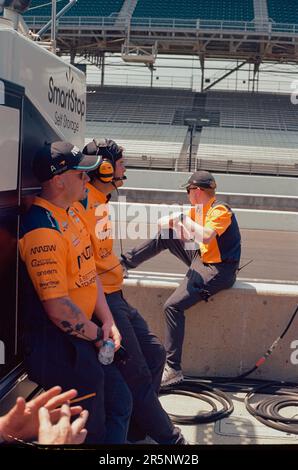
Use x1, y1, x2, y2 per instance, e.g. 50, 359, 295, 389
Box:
125, 169, 298, 196
110, 201, 298, 232
123, 274, 298, 383
116, 187, 298, 211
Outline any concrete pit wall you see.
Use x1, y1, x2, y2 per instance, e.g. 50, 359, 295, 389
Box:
117, 187, 298, 211
123, 276, 298, 383
125, 169, 298, 196
111, 201, 298, 232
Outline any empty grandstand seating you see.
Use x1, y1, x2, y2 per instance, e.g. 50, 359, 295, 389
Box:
267, 1, 298, 24
86, 86, 298, 174
25, 0, 124, 17
86, 86, 195, 125
205, 90, 298, 131
22, 1, 298, 25
87, 87, 298, 133
197, 127, 298, 175
133, 0, 254, 21
86, 121, 187, 169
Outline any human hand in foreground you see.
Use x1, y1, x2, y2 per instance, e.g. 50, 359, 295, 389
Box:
0, 386, 82, 442
38, 404, 88, 445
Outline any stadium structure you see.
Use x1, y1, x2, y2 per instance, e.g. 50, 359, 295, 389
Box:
22, 0, 298, 176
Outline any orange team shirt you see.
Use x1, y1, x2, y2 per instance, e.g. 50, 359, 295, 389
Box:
74, 183, 123, 294
189, 197, 232, 264
19, 196, 97, 319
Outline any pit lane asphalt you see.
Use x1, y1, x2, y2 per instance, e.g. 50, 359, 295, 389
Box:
114, 228, 298, 283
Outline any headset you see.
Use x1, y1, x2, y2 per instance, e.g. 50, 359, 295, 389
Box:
88, 138, 127, 184
83, 138, 127, 275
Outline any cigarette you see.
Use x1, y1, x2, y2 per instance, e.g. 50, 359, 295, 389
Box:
69, 392, 96, 404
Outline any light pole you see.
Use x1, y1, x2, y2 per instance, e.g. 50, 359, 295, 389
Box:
51, 0, 57, 54
185, 118, 197, 172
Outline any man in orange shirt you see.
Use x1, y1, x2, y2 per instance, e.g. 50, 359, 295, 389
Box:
19, 141, 132, 444
122, 170, 241, 387
77, 139, 187, 444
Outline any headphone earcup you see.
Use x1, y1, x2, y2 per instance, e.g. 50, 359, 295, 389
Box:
98, 160, 114, 183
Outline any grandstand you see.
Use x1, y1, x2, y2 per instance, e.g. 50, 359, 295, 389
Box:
133, 0, 254, 21
205, 91, 298, 131
23, 1, 298, 59
86, 122, 187, 170
197, 127, 298, 176
25, 0, 124, 17
26, 0, 298, 24
85, 84, 298, 175
268, 1, 298, 24
20, 1, 298, 175
87, 86, 195, 125
87, 86, 298, 132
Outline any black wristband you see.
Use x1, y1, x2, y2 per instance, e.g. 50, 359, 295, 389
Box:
179, 213, 184, 223
91, 327, 104, 344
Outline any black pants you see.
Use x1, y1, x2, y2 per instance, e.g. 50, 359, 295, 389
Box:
24, 324, 132, 444
123, 229, 239, 370
95, 292, 183, 444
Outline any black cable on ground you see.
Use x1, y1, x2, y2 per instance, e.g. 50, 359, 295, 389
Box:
159, 378, 234, 424
245, 381, 298, 434
160, 376, 298, 431
160, 304, 298, 425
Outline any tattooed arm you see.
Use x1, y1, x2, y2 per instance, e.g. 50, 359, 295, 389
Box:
42, 297, 103, 345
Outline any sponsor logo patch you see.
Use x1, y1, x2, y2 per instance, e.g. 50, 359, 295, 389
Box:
30, 244, 56, 255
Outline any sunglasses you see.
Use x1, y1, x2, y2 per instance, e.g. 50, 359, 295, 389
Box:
68, 170, 85, 180
186, 186, 199, 194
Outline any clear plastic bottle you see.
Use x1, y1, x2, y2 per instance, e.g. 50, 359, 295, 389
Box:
98, 339, 115, 365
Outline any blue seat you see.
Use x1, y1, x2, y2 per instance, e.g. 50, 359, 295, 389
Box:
268, 0, 298, 24
133, 0, 254, 21
25, 0, 124, 17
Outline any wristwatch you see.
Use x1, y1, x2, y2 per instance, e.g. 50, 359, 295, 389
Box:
179, 213, 184, 223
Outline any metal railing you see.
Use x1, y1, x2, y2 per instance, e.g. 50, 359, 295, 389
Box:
196, 157, 298, 176
23, 15, 298, 35
124, 153, 298, 176
125, 154, 177, 170
24, 15, 119, 27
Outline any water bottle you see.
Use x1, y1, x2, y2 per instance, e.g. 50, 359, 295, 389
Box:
98, 339, 115, 365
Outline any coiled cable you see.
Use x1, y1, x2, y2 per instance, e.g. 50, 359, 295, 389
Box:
160, 376, 298, 434
245, 381, 298, 434
159, 305, 298, 428
159, 378, 234, 424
